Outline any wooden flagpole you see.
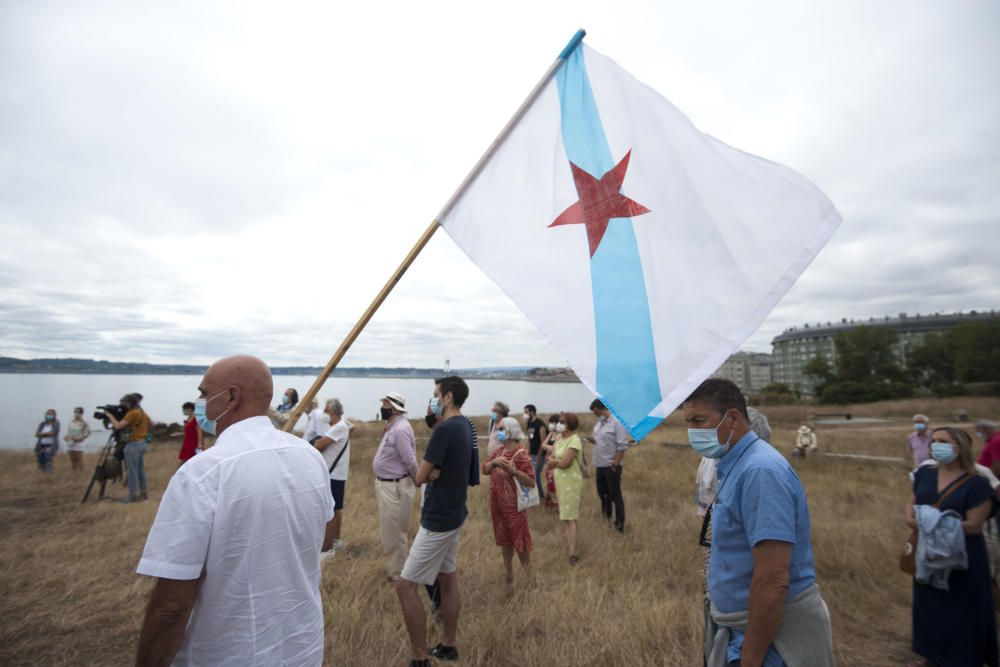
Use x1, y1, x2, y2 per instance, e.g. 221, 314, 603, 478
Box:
283, 29, 587, 432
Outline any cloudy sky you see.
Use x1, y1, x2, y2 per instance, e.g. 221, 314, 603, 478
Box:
1, 1, 997, 369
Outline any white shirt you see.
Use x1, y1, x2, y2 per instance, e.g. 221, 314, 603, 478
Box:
136, 416, 334, 667
321, 420, 351, 481
303, 408, 330, 443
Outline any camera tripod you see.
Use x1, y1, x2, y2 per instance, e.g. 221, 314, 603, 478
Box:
81, 432, 124, 503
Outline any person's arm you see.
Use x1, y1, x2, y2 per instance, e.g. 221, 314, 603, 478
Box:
415, 459, 436, 486
509, 452, 535, 486
612, 423, 628, 468
906, 493, 917, 529
82, 421, 91, 439
537, 424, 548, 446
135, 577, 200, 667
740, 540, 792, 667
548, 443, 579, 469
314, 435, 334, 452
963, 498, 993, 535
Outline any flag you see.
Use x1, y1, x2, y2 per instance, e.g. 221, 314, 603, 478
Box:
439, 40, 841, 440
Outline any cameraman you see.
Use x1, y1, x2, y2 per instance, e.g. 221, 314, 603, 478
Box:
106, 394, 151, 502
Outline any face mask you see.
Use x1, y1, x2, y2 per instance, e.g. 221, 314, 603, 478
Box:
429, 397, 443, 417
380, 407, 393, 421
195, 388, 230, 435
491, 410, 500, 420
523, 413, 531, 422
914, 423, 926, 431
555, 423, 567, 433
45, 414, 54, 421
549, 423, 558, 433
930, 441, 957, 464
497, 430, 508, 443
687, 412, 736, 459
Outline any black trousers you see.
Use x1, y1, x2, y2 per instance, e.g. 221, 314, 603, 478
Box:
595, 465, 624, 527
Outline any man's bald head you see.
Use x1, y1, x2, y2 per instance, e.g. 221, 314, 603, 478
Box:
198, 355, 274, 434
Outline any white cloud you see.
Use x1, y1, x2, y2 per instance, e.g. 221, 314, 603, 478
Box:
1, 0, 997, 366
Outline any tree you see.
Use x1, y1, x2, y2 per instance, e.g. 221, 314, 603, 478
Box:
803, 356, 833, 385
950, 321, 1000, 383
907, 332, 954, 387
833, 326, 905, 383
813, 326, 912, 404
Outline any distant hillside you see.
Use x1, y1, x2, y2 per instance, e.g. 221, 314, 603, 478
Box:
0, 356, 579, 381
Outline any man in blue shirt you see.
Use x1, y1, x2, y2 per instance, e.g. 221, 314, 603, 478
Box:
683, 379, 833, 667
396, 376, 476, 667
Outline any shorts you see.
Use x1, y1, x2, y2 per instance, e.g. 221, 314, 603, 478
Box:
330, 479, 346, 510
400, 525, 461, 586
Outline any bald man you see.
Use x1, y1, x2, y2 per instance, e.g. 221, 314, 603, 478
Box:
135, 355, 334, 667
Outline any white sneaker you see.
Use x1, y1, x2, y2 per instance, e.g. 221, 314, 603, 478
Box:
320, 549, 336, 562
331, 539, 344, 551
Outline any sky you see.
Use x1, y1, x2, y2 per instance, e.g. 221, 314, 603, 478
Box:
1, 1, 998, 370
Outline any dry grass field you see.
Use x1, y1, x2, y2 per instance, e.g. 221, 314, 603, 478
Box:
2, 396, 999, 666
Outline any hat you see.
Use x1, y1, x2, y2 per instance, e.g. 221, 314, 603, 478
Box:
382, 392, 406, 413
798, 425, 811, 433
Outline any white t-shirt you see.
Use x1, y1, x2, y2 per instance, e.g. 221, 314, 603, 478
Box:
321, 420, 351, 481
136, 416, 334, 667
303, 408, 330, 443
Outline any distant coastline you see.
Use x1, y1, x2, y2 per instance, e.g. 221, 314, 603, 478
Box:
0, 356, 581, 383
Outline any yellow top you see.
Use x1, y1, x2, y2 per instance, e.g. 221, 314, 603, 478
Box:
122, 409, 149, 442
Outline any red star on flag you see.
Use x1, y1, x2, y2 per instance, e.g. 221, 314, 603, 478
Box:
549, 149, 651, 257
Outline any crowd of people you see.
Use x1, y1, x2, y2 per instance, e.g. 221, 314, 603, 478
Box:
29, 357, 1000, 665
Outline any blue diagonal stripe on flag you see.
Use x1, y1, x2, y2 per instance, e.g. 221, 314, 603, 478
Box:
556, 46, 664, 438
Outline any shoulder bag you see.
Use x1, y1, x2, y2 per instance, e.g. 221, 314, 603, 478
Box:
328, 438, 350, 474
900, 472, 971, 575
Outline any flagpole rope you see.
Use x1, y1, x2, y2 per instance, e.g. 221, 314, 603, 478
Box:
283, 29, 587, 432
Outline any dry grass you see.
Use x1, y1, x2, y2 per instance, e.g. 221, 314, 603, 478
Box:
1, 398, 998, 666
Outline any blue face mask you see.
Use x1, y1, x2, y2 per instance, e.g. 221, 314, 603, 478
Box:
930, 441, 957, 464
688, 412, 736, 459
497, 430, 508, 443
194, 389, 230, 436
914, 423, 927, 431
491, 410, 500, 420
429, 397, 443, 417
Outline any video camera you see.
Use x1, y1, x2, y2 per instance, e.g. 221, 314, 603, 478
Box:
94, 403, 128, 429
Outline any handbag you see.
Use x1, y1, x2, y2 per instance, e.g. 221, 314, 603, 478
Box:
578, 444, 591, 479
516, 477, 540, 512
900, 472, 971, 575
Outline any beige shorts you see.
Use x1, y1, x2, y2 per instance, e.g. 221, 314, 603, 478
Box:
400, 525, 461, 586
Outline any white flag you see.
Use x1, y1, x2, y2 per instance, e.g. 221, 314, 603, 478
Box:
440, 42, 841, 440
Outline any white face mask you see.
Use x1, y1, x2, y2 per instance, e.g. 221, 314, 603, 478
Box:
523, 413, 531, 422
555, 423, 567, 433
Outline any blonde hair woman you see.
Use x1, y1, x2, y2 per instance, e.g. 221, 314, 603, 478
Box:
906, 427, 997, 667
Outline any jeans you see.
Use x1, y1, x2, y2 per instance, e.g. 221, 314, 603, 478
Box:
124, 441, 148, 498
36, 447, 53, 473
595, 466, 624, 527
531, 453, 546, 499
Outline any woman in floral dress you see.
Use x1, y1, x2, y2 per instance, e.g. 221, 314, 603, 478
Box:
483, 417, 535, 584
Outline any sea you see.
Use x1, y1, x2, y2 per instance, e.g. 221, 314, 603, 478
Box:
1, 374, 594, 450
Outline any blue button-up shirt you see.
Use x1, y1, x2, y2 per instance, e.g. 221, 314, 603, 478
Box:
709, 431, 816, 611
710, 431, 817, 665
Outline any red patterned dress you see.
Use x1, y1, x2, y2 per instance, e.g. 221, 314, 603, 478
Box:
487, 446, 534, 554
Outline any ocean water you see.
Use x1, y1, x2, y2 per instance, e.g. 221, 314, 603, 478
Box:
1, 373, 594, 450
